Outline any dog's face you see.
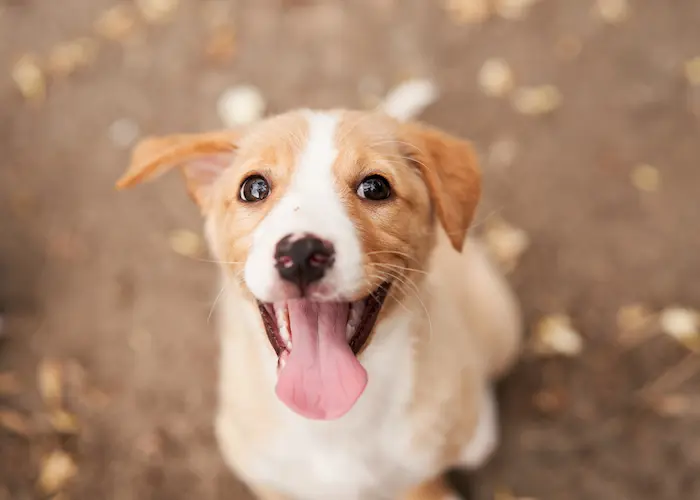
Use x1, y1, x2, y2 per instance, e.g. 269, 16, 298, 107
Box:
117, 109, 481, 420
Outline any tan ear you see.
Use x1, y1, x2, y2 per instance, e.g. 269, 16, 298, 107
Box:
115, 130, 241, 210
399, 121, 482, 251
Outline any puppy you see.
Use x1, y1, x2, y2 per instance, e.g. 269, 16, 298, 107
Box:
117, 109, 522, 500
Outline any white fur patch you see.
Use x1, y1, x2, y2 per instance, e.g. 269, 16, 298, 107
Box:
244, 111, 364, 302
458, 387, 498, 469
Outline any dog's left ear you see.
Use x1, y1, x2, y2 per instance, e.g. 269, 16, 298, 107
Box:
115, 130, 242, 212
399, 121, 482, 252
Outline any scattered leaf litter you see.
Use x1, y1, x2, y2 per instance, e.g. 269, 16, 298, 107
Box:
478, 58, 515, 97
168, 229, 202, 258
0, 372, 21, 395
595, 0, 629, 24
94, 4, 138, 42
493, 0, 540, 20
0, 410, 32, 436
38, 359, 64, 409
512, 85, 562, 115
11, 54, 46, 104
38, 450, 77, 495
630, 163, 660, 192
217, 85, 266, 127
531, 314, 583, 357
660, 307, 700, 351
205, 25, 237, 64
379, 78, 439, 122
482, 216, 530, 273
47, 38, 99, 78
444, 0, 491, 24
108, 118, 141, 149
684, 57, 700, 86
136, 0, 179, 24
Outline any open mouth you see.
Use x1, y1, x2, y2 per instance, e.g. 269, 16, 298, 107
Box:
257, 282, 391, 420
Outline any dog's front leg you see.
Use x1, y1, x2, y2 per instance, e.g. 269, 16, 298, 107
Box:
402, 476, 459, 500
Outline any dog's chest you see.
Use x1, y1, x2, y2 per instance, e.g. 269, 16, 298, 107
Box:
241, 326, 438, 500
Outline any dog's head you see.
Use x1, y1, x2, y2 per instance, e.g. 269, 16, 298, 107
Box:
117, 110, 480, 420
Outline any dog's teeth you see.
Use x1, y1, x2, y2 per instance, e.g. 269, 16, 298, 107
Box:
347, 301, 365, 340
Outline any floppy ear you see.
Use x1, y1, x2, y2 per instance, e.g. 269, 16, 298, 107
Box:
399, 121, 482, 252
115, 130, 241, 211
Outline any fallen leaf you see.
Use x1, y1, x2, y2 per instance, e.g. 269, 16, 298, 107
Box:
204, 24, 237, 64
217, 85, 266, 127
38, 450, 77, 495
0, 372, 21, 395
379, 78, 439, 122
478, 58, 515, 97
136, 0, 179, 24
595, 0, 629, 24
94, 4, 138, 42
49, 409, 80, 434
493, 0, 540, 20
512, 85, 562, 115
482, 216, 530, 273
531, 314, 583, 357
660, 307, 700, 351
444, 0, 491, 24
0, 410, 32, 436
630, 164, 660, 192
168, 229, 202, 258
38, 359, 64, 409
11, 54, 46, 104
684, 57, 700, 86
47, 38, 99, 78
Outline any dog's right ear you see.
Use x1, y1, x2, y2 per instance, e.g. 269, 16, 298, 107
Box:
115, 130, 241, 211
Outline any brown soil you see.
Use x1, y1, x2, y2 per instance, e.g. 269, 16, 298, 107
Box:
1, 1, 700, 499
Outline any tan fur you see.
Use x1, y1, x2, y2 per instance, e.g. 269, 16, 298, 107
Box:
117, 109, 521, 500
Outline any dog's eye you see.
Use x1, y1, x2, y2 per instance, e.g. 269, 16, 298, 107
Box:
356, 175, 391, 201
239, 175, 270, 202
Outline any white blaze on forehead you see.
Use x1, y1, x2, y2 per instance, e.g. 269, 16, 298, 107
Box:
244, 111, 364, 301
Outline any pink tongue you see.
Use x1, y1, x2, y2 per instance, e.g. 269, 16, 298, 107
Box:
275, 300, 368, 420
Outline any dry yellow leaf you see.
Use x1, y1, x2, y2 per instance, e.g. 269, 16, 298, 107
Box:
168, 229, 202, 257
531, 314, 583, 357
444, 0, 491, 24
136, 0, 179, 24
684, 57, 700, 86
512, 85, 562, 115
0, 372, 22, 395
595, 0, 629, 24
660, 307, 700, 351
0, 410, 32, 436
482, 216, 530, 273
38, 450, 77, 495
478, 58, 515, 98
630, 164, 660, 192
38, 358, 64, 409
47, 38, 99, 78
49, 409, 80, 434
94, 4, 138, 42
11, 54, 46, 104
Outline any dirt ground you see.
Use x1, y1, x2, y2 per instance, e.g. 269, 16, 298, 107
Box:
1, 0, 700, 499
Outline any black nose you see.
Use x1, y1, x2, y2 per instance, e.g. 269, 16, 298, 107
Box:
274, 234, 335, 292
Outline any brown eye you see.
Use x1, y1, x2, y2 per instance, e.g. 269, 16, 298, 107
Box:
239, 175, 270, 202
356, 175, 391, 201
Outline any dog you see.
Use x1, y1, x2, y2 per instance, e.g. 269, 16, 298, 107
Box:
116, 107, 522, 500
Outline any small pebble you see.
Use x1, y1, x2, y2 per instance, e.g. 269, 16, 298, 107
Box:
38, 450, 77, 494
380, 78, 439, 121
660, 307, 699, 346
531, 314, 583, 357
11, 54, 46, 104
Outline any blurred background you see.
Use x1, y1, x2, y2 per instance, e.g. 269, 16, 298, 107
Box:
1, 0, 700, 499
